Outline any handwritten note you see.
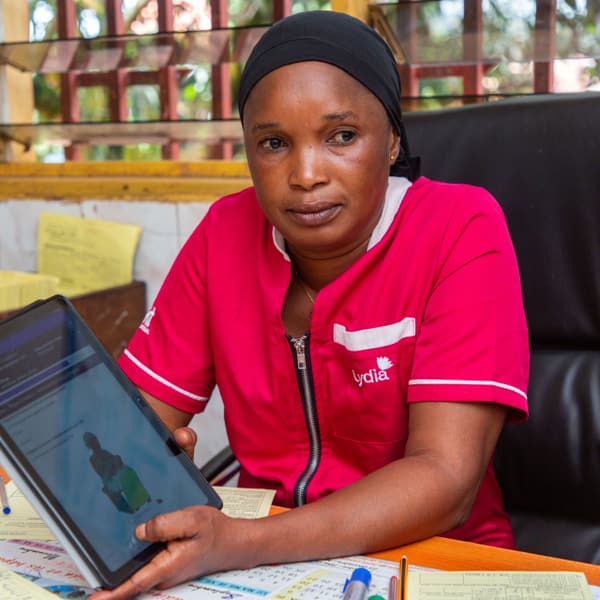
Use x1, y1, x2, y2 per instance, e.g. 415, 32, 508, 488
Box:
407, 570, 593, 599
0, 563, 57, 599
37, 212, 142, 296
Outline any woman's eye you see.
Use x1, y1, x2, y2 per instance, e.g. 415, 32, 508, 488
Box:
331, 130, 356, 144
259, 137, 286, 152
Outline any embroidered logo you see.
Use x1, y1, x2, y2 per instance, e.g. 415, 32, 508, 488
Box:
139, 306, 156, 335
352, 356, 394, 387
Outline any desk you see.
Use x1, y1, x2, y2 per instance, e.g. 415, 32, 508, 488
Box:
0, 493, 599, 595
372, 537, 600, 586
268, 506, 600, 587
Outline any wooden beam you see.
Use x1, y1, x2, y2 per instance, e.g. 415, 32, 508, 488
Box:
57, 0, 81, 160
0, 161, 251, 178
0, 0, 35, 161
157, 0, 179, 159
209, 0, 232, 159
331, 0, 370, 22
106, 0, 128, 123
0, 160, 252, 202
534, 0, 556, 92
273, 0, 292, 22
463, 0, 484, 96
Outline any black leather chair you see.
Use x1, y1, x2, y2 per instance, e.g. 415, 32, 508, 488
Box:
200, 445, 239, 486
403, 92, 600, 563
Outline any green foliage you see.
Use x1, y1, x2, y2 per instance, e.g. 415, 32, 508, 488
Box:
33, 73, 61, 121
25, 1, 600, 161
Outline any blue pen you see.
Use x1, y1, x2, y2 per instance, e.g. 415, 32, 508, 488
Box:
0, 479, 10, 515
342, 567, 372, 600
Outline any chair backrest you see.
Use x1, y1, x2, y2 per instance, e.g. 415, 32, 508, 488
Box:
404, 92, 600, 563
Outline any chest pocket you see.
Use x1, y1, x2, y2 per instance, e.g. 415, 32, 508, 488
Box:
326, 318, 416, 445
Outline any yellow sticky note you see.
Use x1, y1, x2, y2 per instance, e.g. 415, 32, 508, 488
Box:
37, 213, 142, 296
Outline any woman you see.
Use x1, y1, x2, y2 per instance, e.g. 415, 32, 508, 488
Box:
92, 10, 528, 599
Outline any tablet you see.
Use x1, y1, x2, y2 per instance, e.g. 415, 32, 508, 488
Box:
0, 295, 223, 590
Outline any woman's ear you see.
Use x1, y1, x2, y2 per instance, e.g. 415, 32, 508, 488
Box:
389, 131, 401, 164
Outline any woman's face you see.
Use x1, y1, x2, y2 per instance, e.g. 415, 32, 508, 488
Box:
243, 61, 399, 262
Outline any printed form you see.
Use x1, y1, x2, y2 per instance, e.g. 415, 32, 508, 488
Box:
408, 569, 593, 599
0, 563, 57, 599
0, 538, 399, 599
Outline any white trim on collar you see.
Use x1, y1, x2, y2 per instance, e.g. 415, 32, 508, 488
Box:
271, 176, 412, 259
367, 176, 412, 250
272, 226, 290, 262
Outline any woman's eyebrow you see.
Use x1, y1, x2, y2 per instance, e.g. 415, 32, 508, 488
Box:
250, 121, 279, 133
322, 110, 359, 122
249, 111, 359, 133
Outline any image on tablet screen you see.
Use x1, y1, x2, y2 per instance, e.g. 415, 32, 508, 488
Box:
0, 305, 211, 572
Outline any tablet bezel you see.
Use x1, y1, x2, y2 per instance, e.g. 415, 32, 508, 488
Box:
0, 295, 223, 589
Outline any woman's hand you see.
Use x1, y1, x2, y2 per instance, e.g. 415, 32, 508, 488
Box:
89, 506, 253, 600
89, 399, 238, 600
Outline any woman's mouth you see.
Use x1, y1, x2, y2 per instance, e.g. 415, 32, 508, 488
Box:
287, 204, 342, 226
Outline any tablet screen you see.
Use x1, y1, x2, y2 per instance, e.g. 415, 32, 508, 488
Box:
0, 297, 222, 587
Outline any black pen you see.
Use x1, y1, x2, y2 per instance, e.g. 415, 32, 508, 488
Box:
399, 555, 407, 600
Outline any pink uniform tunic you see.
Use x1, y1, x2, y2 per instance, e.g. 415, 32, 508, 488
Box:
119, 176, 529, 547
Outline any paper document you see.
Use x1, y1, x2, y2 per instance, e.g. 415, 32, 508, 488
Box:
0, 482, 55, 541
193, 554, 398, 599
407, 569, 593, 599
0, 481, 274, 541
213, 485, 275, 519
0, 539, 90, 587
0, 538, 399, 599
37, 212, 142, 296
0, 562, 58, 599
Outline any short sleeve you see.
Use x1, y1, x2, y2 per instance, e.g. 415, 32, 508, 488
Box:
407, 186, 529, 420
118, 217, 215, 413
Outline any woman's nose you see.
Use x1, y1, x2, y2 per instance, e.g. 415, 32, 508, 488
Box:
288, 145, 328, 189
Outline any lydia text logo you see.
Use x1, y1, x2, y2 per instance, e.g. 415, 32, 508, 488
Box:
352, 356, 394, 387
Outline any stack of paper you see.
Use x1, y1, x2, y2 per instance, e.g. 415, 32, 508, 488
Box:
0, 271, 59, 312
37, 212, 143, 297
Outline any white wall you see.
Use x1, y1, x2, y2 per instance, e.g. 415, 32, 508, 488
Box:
0, 198, 229, 468
0, 198, 212, 304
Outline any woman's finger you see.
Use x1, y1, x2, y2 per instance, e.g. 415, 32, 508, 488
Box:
89, 550, 175, 600
173, 426, 197, 461
139, 505, 221, 543
90, 509, 229, 600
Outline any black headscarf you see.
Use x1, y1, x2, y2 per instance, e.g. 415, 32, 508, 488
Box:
237, 10, 420, 181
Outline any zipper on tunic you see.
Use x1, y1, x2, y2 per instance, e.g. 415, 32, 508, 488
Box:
288, 334, 321, 506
